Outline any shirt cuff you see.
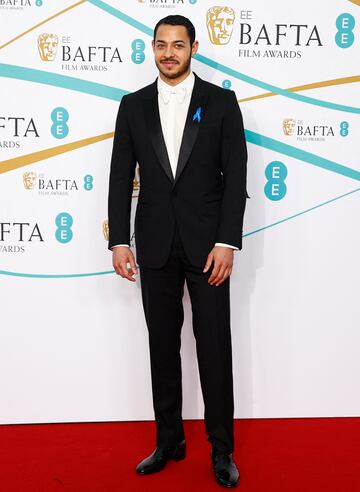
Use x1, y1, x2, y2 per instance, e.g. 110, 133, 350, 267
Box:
215, 242, 239, 250
111, 244, 130, 249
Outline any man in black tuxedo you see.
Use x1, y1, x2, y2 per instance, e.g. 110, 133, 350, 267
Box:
107, 14, 248, 488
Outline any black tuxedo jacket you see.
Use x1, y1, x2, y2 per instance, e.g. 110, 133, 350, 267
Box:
108, 71, 248, 269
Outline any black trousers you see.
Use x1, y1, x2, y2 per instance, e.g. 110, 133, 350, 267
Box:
139, 220, 235, 454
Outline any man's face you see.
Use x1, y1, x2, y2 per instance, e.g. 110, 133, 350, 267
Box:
152, 25, 198, 81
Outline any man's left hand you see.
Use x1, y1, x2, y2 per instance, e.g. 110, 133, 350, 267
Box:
203, 246, 234, 286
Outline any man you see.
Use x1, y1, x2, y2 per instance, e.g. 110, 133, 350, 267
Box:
107, 15, 248, 488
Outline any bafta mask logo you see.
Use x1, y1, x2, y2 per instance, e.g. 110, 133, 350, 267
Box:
206, 6, 235, 45
103, 220, 109, 241
133, 165, 140, 193
37, 33, 59, 61
23, 171, 37, 190
283, 118, 296, 136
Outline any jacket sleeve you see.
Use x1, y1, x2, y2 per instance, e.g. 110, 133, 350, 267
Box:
215, 90, 248, 250
107, 95, 137, 250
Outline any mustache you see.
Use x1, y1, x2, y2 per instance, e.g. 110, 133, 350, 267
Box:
161, 59, 179, 63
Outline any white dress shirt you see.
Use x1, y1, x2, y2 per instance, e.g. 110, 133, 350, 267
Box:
112, 70, 238, 251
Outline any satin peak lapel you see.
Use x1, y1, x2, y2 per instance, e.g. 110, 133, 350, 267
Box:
174, 73, 209, 186
142, 82, 174, 184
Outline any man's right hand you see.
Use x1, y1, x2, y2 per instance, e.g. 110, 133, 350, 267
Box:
112, 246, 137, 282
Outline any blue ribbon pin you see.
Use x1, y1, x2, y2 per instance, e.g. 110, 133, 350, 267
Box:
193, 106, 202, 123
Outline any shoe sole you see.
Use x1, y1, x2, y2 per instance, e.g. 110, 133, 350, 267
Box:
214, 474, 240, 488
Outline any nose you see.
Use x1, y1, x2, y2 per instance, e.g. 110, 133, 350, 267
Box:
164, 45, 174, 58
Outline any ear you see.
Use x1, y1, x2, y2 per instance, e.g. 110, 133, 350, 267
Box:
191, 40, 199, 56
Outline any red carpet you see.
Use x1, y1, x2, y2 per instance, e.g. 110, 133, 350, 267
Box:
0, 418, 359, 491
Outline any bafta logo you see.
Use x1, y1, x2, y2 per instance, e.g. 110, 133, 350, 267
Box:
37, 33, 58, 61
283, 118, 296, 136
23, 171, 37, 190
133, 165, 140, 194
103, 220, 109, 241
206, 6, 235, 45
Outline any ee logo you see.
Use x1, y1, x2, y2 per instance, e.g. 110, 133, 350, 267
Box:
131, 39, 145, 64
55, 213, 73, 243
222, 79, 232, 89
51, 107, 69, 139
340, 121, 349, 137
84, 175, 94, 191
335, 13, 355, 48
264, 161, 287, 201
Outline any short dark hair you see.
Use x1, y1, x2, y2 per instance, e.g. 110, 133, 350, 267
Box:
153, 15, 196, 46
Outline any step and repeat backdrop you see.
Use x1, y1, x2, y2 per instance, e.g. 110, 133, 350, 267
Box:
0, 0, 359, 424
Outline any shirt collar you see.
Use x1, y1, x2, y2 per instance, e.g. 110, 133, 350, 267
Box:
157, 70, 195, 95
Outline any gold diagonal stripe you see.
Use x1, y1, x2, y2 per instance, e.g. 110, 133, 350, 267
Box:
0, 0, 87, 50
348, 0, 360, 6
0, 132, 113, 174
239, 76, 360, 103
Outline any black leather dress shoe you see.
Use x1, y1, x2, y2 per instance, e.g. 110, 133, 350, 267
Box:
136, 440, 186, 474
211, 451, 240, 488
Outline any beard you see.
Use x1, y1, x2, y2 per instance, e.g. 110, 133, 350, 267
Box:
155, 51, 192, 81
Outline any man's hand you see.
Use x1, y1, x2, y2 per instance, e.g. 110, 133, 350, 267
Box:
112, 246, 137, 282
203, 246, 234, 286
